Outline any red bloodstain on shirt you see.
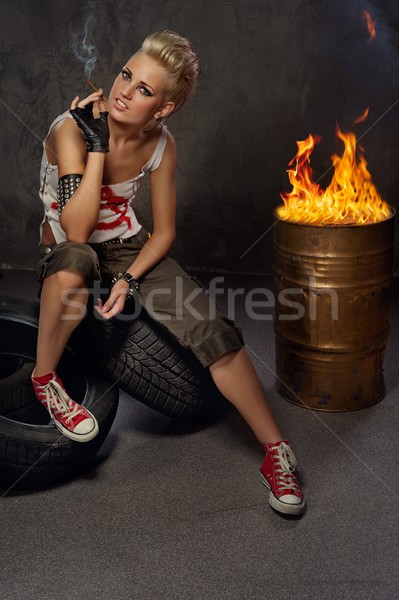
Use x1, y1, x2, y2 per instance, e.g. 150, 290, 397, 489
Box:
97, 186, 132, 231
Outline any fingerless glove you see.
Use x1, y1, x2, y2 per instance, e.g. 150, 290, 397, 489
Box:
70, 104, 109, 153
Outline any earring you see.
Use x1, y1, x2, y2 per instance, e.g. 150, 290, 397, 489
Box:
144, 114, 164, 132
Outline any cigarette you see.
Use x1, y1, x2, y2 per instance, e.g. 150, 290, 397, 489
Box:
87, 79, 108, 102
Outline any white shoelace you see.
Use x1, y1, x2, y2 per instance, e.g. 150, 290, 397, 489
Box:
270, 442, 300, 493
37, 378, 82, 424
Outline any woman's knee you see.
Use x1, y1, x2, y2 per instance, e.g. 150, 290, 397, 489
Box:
42, 242, 100, 287
46, 268, 87, 288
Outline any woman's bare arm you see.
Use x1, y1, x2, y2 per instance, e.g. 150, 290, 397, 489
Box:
54, 92, 107, 243
125, 130, 177, 279
53, 119, 104, 242
97, 130, 177, 319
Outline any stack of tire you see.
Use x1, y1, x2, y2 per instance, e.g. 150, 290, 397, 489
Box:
0, 297, 228, 489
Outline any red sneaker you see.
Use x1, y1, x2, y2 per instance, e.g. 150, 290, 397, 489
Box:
31, 370, 99, 443
260, 440, 305, 515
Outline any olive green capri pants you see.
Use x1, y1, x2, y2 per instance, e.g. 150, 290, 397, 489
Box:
35, 227, 244, 367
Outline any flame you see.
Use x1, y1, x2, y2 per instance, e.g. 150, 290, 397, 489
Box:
363, 10, 376, 41
353, 107, 369, 124
276, 123, 392, 226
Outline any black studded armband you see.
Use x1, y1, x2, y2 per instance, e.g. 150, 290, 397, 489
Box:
57, 174, 83, 218
111, 272, 140, 299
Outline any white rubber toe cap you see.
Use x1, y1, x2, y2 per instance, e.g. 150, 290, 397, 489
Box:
280, 494, 302, 505
74, 418, 96, 434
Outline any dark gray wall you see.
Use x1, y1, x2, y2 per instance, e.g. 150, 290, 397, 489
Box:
1, 0, 399, 273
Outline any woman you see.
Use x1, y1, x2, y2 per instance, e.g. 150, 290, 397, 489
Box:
32, 30, 305, 516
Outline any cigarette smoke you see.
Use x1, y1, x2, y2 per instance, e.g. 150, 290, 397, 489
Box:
71, 9, 97, 79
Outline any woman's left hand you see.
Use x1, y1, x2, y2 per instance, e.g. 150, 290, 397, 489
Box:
95, 280, 129, 319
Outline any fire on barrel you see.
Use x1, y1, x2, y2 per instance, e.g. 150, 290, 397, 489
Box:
274, 114, 395, 411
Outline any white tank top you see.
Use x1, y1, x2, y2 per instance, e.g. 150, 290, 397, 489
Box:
38, 110, 168, 244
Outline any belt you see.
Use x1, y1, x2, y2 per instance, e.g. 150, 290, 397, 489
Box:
100, 231, 151, 246
100, 235, 135, 246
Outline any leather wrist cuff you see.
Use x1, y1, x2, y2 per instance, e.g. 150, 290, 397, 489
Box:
57, 174, 83, 218
87, 141, 109, 153
111, 272, 140, 299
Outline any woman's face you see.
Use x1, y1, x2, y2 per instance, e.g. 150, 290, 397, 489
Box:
108, 52, 173, 127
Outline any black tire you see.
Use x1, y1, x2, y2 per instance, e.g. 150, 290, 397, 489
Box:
0, 359, 38, 421
0, 297, 119, 488
84, 301, 230, 422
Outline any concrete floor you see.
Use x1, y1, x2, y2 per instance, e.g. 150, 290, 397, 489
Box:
0, 268, 398, 600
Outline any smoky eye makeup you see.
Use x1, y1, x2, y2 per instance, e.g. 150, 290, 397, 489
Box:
139, 86, 153, 97
120, 66, 154, 96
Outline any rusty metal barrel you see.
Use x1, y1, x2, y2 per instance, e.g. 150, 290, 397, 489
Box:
273, 212, 395, 411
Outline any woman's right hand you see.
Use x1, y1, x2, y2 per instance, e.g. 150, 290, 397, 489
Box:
95, 279, 130, 320
70, 91, 109, 153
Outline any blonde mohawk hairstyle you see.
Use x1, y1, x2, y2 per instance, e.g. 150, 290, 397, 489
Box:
141, 30, 200, 114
